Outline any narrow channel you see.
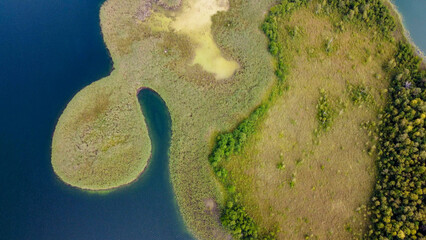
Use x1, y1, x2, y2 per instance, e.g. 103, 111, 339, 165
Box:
134, 88, 194, 240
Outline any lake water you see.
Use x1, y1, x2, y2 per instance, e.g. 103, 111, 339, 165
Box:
0, 0, 192, 239
393, 0, 426, 55
0, 0, 424, 239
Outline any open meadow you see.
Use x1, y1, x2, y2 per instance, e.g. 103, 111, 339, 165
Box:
224, 5, 395, 239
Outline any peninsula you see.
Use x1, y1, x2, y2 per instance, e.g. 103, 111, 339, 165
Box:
52, 0, 425, 239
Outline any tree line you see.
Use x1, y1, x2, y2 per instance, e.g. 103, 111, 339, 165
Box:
368, 42, 425, 239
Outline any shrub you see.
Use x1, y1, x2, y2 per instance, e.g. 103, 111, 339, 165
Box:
316, 89, 334, 131
326, 0, 396, 37
348, 83, 373, 105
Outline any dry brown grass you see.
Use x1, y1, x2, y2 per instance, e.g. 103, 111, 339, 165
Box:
224, 7, 395, 240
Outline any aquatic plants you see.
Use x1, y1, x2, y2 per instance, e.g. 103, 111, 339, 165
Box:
54, 0, 279, 238
156, 0, 181, 9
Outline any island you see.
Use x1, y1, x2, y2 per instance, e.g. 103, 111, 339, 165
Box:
52, 0, 425, 239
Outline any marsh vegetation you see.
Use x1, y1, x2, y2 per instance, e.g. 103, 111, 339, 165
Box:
51, 0, 424, 239
52, 0, 277, 238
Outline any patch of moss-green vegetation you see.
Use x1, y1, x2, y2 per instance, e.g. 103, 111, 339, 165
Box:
316, 89, 334, 132
348, 83, 374, 105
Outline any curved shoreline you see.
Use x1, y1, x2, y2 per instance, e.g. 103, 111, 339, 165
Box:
52, 88, 159, 193
386, 0, 425, 60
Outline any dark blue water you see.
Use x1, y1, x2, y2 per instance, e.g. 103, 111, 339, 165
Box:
0, 0, 192, 239
393, 0, 426, 54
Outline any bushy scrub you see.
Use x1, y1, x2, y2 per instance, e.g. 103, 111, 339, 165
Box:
325, 0, 396, 37
208, 103, 272, 237
209, 103, 269, 181
316, 89, 334, 131
262, 0, 308, 84
220, 201, 260, 239
348, 83, 373, 105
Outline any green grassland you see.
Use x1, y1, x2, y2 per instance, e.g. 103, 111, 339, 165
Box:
223, 5, 394, 239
